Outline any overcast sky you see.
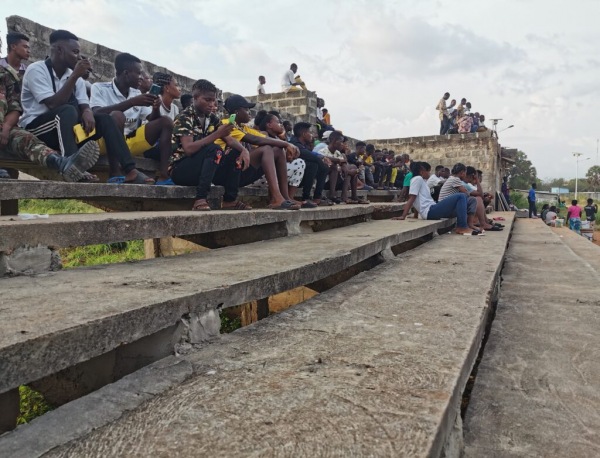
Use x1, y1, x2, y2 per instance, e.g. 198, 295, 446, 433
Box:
5, 0, 600, 179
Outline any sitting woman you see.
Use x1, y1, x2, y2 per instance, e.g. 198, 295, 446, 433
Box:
254, 111, 315, 208
217, 95, 301, 210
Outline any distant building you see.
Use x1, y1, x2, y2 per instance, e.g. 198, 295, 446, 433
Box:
550, 187, 570, 194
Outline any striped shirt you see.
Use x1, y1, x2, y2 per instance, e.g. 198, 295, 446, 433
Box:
438, 176, 465, 201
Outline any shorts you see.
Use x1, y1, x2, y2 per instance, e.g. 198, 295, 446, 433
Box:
98, 124, 153, 156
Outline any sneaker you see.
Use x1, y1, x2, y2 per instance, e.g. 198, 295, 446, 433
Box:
361, 185, 374, 191
59, 142, 100, 182
0, 168, 10, 179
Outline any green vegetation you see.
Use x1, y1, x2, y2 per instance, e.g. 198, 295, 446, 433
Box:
20, 198, 101, 215
220, 312, 242, 334
17, 386, 53, 425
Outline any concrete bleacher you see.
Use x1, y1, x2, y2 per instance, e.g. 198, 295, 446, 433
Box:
0, 154, 519, 457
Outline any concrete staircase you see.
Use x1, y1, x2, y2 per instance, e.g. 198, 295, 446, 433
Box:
0, 174, 517, 457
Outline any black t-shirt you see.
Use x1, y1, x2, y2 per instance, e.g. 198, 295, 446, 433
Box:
584, 204, 598, 221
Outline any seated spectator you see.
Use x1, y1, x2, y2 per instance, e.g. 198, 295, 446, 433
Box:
218, 94, 301, 210
361, 143, 376, 187
477, 114, 488, 132
398, 154, 411, 201
254, 110, 314, 207
19, 30, 150, 184
438, 163, 480, 232
282, 120, 293, 141
169, 79, 248, 211
540, 203, 550, 222
322, 108, 331, 126
567, 199, 583, 234
314, 131, 367, 204
373, 150, 392, 189
91, 53, 174, 185
463, 166, 499, 231
458, 112, 473, 133
281, 63, 305, 93
392, 161, 477, 236
153, 72, 181, 121
387, 150, 398, 188
257, 75, 266, 95
427, 165, 445, 189
1, 31, 30, 76
476, 169, 493, 208
584, 198, 597, 223
139, 71, 152, 94
545, 205, 558, 225
0, 61, 98, 181
180, 94, 193, 110
470, 112, 480, 133
289, 121, 332, 206
465, 101, 472, 114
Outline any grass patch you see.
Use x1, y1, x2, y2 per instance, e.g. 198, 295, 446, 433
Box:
60, 241, 146, 268
17, 386, 53, 425
19, 199, 101, 215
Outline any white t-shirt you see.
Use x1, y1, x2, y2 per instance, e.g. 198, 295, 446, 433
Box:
313, 142, 344, 160
257, 83, 265, 95
281, 69, 295, 92
545, 211, 557, 224
90, 80, 152, 135
427, 174, 442, 189
409, 175, 435, 219
20, 60, 89, 127
316, 107, 324, 121
158, 97, 179, 121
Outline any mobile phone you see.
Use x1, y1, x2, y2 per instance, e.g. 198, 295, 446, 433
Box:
73, 124, 96, 143
228, 114, 236, 125
149, 84, 161, 96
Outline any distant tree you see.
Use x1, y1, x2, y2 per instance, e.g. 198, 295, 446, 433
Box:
508, 150, 538, 190
586, 165, 600, 192
540, 177, 567, 192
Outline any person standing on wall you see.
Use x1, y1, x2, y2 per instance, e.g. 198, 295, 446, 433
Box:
436, 92, 450, 134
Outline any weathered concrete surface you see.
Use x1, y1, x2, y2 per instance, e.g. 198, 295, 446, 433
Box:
0, 245, 55, 276
0, 206, 374, 251
0, 218, 451, 396
464, 219, 600, 458
551, 225, 600, 273
0, 214, 515, 457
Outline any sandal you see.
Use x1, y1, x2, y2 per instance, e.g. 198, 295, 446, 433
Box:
192, 199, 211, 211
222, 200, 253, 210
107, 176, 125, 184
78, 171, 99, 182
357, 199, 370, 204
315, 198, 334, 206
155, 177, 175, 186
346, 199, 359, 204
125, 170, 155, 185
301, 200, 318, 208
268, 200, 300, 210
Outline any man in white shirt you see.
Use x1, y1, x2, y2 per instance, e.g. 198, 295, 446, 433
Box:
281, 63, 305, 93
427, 165, 444, 189
257, 75, 266, 95
91, 53, 174, 185
392, 161, 474, 235
20, 29, 149, 184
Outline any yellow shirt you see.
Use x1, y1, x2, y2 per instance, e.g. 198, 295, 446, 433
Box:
214, 118, 265, 149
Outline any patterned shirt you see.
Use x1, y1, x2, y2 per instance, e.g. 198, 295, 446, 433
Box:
438, 176, 465, 201
0, 66, 23, 123
170, 105, 220, 163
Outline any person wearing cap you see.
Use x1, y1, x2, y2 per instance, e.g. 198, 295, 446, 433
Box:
216, 94, 301, 210
152, 72, 181, 121
170, 79, 251, 211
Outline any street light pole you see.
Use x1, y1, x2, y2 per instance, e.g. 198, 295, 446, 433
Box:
573, 152, 591, 201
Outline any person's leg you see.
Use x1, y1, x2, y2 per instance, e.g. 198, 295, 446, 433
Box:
328, 164, 339, 201
287, 158, 305, 200
141, 116, 174, 182
474, 196, 493, 229
273, 147, 292, 201
248, 146, 286, 206
26, 105, 80, 157
529, 200, 536, 218
466, 196, 480, 231
213, 148, 244, 206
171, 144, 222, 209
339, 164, 352, 202
365, 166, 375, 187
299, 160, 317, 200
428, 193, 469, 229
373, 164, 382, 186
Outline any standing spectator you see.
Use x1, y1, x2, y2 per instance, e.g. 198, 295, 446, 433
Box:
567, 199, 583, 233
528, 183, 537, 218
257, 75, 266, 95
281, 63, 305, 93
584, 198, 598, 222
456, 98, 467, 117
436, 92, 450, 134
501, 176, 510, 204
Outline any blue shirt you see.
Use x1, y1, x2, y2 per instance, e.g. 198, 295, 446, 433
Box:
528, 188, 536, 202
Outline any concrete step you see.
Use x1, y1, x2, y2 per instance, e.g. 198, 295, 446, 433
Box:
463, 219, 600, 457
0, 213, 516, 457
0, 217, 452, 404
550, 225, 600, 273
0, 205, 390, 252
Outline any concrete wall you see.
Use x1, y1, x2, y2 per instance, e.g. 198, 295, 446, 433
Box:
366, 131, 502, 195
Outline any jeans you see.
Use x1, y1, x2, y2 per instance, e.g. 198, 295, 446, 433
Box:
299, 151, 328, 200
440, 116, 450, 135
427, 193, 468, 228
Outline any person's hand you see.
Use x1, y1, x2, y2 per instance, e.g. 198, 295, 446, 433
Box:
151, 96, 161, 111
81, 109, 96, 135
0, 125, 10, 147
323, 157, 332, 166
237, 148, 250, 171
131, 93, 157, 107
285, 143, 299, 159
73, 58, 92, 79
215, 123, 234, 139
392, 215, 406, 220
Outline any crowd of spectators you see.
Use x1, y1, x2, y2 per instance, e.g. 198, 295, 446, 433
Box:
436, 92, 488, 135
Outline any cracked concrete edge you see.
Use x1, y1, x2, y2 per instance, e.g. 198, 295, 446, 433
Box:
0, 356, 195, 458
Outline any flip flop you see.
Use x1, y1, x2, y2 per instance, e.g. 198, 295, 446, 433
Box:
107, 176, 125, 184
155, 177, 175, 186
487, 225, 503, 231
459, 230, 485, 236
222, 200, 253, 210
268, 200, 300, 210
301, 200, 318, 208
125, 171, 155, 185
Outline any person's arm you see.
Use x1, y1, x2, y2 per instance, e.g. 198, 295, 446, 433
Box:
91, 84, 157, 115
180, 123, 234, 155
393, 194, 417, 220
0, 111, 20, 147
39, 59, 91, 110
222, 136, 250, 170
146, 97, 161, 121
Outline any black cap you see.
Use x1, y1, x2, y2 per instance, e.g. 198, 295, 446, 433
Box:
224, 94, 256, 113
